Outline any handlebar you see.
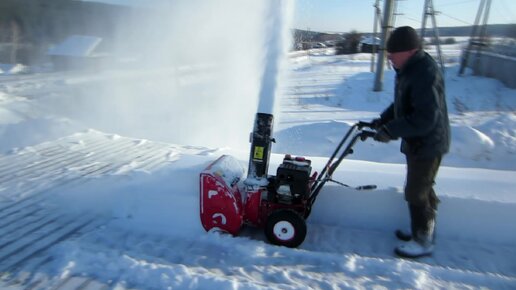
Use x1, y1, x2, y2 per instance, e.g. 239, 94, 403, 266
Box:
308, 121, 377, 205
357, 120, 378, 141
360, 130, 376, 141
357, 121, 375, 130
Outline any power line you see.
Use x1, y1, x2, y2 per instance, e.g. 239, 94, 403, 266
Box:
439, 12, 472, 25
496, 0, 516, 23
399, 14, 423, 24
438, 0, 477, 7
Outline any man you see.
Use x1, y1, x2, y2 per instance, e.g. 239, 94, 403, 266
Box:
372, 26, 450, 258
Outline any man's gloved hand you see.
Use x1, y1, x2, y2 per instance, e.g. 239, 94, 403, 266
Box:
371, 118, 383, 130
374, 126, 393, 143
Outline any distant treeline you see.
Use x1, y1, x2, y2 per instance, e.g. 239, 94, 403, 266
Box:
294, 24, 516, 43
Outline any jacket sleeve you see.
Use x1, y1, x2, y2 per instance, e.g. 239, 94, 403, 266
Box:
385, 71, 440, 139
380, 103, 394, 123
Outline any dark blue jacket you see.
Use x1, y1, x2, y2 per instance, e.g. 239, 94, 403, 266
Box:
380, 50, 450, 158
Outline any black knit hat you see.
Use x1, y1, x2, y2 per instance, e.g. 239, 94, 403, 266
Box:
386, 26, 421, 53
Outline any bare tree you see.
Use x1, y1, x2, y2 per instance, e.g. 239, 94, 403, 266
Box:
336, 30, 362, 55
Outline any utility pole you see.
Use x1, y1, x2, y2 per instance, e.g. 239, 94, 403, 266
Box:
373, 0, 394, 92
421, 0, 445, 74
458, 0, 492, 75
370, 0, 381, 72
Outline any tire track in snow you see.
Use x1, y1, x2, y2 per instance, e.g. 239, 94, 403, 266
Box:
0, 213, 65, 251
2, 256, 54, 289
0, 132, 196, 290
0, 133, 174, 214
0, 216, 94, 270
0, 149, 163, 226
0, 137, 134, 185
0, 132, 105, 174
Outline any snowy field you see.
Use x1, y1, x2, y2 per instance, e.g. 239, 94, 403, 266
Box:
0, 42, 515, 289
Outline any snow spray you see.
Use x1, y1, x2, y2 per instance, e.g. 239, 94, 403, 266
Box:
246, 0, 293, 183
42, 0, 292, 151
256, 0, 293, 115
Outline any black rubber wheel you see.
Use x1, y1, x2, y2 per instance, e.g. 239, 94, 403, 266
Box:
265, 209, 307, 248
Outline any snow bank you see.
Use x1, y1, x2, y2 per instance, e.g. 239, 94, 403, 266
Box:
277, 59, 516, 170
0, 63, 29, 75
52, 154, 211, 238
0, 96, 84, 153
451, 125, 495, 161
477, 114, 516, 155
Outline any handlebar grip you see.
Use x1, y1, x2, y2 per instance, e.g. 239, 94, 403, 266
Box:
360, 130, 376, 141
357, 121, 374, 129
355, 185, 377, 190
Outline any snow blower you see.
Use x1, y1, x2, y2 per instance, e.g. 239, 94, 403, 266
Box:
200, 114, 377, 247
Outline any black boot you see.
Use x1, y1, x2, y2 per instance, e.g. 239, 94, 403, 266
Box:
395, 229, 412, 241
395, 204, 436, 258
409, 204, 436, 244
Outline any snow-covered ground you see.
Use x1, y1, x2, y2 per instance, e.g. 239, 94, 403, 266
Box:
1, 42, 516, 289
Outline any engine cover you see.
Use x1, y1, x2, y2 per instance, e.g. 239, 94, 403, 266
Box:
273, 155, 312, 203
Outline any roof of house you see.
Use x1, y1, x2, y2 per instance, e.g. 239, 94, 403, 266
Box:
47, 35, 102, 57
361, 36, 381, 45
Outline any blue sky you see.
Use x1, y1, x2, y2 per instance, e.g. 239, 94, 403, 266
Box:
293, 0, 515, 32
81, 0, 515, 33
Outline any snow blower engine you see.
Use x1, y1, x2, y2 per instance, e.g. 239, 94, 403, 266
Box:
200, 113, 377, 247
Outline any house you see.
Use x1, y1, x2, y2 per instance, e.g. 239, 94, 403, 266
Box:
47, 35, 106, 70
360, 36, 381, 53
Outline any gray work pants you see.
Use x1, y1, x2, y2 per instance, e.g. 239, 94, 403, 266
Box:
405, 155, 442, 244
